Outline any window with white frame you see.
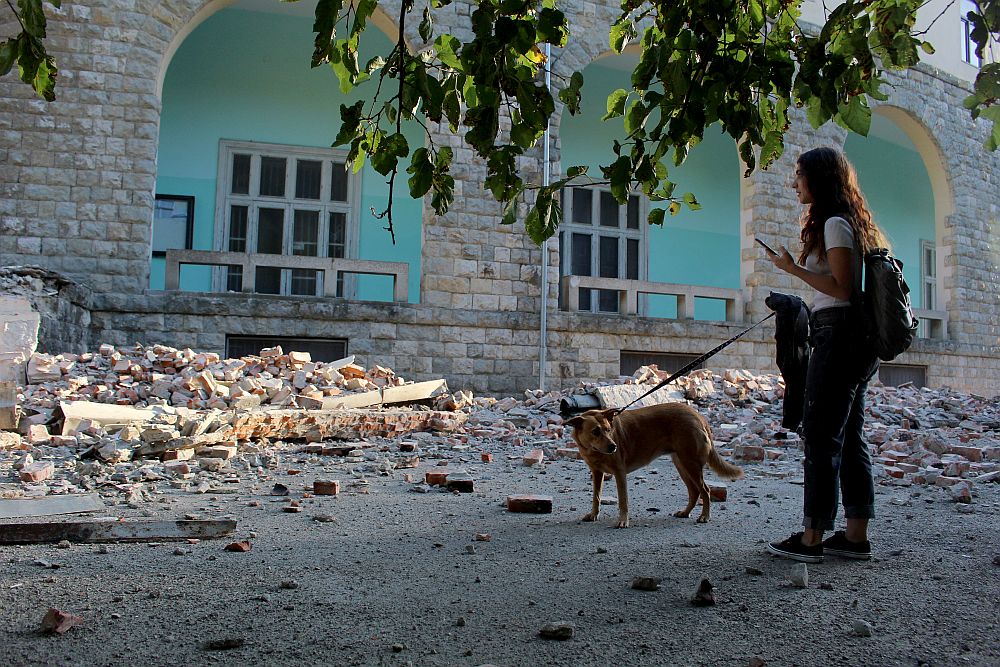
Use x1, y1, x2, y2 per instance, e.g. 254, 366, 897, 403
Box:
558, 186, 646, 313
961, 0, 983, 67
216, 141, 356, 297
920, 239, 937, 311
919, 239, 937, 338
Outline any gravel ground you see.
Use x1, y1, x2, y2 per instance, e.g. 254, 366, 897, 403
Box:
2, 450, 999, 667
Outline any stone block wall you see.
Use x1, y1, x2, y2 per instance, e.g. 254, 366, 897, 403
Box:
1, 0, 998, 399
81, 291, 999, 397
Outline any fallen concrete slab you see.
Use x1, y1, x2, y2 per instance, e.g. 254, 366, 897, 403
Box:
0, 518, 237, 544
0, 494, 105, 519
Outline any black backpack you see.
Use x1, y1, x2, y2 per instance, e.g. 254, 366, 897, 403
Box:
860, 248, 919, 361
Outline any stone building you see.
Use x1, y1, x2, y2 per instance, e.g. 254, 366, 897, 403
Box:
1, 0, 998, 396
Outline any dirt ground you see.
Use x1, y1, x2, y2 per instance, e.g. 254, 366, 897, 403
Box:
2, 446, 999, 667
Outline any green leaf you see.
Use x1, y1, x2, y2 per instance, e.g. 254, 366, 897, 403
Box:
668, 201, 681, 216
334, 101, 365, 146
607, 155, 631, 204
836, 95, 871, 136
973, 64, 1000, 104
371, 132, 410, 176
17, 0, 47, 39
419, 7, 433, 43
536, 7, 568, 46
434, 34, 463, 70
759, 131, 784, 170
365, 55, 387, 74
920, 41, 935, 55
603, 89, 629, 121
0, 40, 15, 76
558, 71, 583, 116
682, 192, 701, 211
31, 53, 56, 101
979, 106, 1000, 151
406, 147, 434, 198
501, 198, 519, 226
349, 0, 377, 46
647, 207, 665, 227
566, 165, 588, 178
610, 20, 635, 53
311, 0, 344, 66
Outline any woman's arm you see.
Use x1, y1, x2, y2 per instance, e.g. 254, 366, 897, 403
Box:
769, 245, 854, 301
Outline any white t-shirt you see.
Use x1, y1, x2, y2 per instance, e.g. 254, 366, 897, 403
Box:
803, 216, 862, 312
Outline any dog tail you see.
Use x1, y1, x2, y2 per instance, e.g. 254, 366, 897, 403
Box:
708, 446, 744, 480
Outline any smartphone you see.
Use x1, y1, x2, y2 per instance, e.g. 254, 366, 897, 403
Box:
755, 237, 777, 255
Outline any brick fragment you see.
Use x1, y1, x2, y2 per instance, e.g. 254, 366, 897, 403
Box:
224, 541, 252, 552
425, 470, 449, 486
480, 452, 493, 463
946, 445, 982, 463
26, 424, 51, 445
708, 483, 728, 502
523, 449, 544, 466
20, 461, 55, 483
313, 479, 341, 496
556, 448, 580, 460
446, 474, 474, 493
734, 444, 765, 461
506, 494, 553, 514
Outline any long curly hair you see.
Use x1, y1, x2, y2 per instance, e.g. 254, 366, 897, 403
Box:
796, 147, 887, 263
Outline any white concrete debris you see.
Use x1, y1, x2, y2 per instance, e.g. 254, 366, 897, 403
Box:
1, 345, 998, 510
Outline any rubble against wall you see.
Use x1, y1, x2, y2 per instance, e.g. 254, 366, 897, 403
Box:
1, 342, 997, 510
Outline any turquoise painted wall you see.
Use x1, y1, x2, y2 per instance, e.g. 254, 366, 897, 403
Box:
559, 60, 741, 321
844, 125, 935, 307
155, 7, 423, 302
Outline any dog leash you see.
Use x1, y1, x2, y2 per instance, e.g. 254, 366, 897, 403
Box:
611, 311, 776, 418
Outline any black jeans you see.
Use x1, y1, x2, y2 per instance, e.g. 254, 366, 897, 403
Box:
801, 306, 879, 531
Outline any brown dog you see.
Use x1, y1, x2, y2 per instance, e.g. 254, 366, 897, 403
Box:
565, 403, 743, 527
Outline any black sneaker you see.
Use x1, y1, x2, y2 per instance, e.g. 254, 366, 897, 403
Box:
767, 532, 824, 563
822, 531, 872, 560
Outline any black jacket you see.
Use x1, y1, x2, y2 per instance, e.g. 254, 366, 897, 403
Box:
765, 291, 810, 431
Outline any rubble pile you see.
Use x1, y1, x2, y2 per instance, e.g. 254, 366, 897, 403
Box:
1, 343, 998, 510
22, 343, 419, 411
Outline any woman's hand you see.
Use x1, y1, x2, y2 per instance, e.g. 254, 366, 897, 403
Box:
769, 245, 797, 274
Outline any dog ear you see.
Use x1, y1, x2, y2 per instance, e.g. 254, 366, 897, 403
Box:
600, 408, 620, 422
564, 416, 584, 429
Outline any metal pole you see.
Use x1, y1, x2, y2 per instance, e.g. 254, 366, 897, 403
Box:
538, 42, 552, 392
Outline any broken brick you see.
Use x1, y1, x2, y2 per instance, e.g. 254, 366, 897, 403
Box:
224, 541, 252, 552
20, 461, 55, 483
506, 494, 553, 514
425, 471, 449, 486
313, 480, 341, 496
708, 483, 728, 502
523, 449, 544, 466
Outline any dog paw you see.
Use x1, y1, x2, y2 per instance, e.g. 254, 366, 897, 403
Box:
673, 510, 691, 518
582, 513, 598, 522
615, 519, 630, 528
696, 516, 709, 524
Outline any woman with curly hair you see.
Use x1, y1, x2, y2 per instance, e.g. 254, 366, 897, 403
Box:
764, 146, 887, 563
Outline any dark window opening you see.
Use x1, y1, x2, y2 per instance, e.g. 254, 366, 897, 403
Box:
620, 351, 703, 377
226, 336, 348, 363
878, 364, 926, 389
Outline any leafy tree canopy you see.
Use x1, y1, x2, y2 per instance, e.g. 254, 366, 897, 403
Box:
4, 0, 999, 243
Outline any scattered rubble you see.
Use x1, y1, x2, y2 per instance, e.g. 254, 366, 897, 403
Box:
0, 341, 997, 522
